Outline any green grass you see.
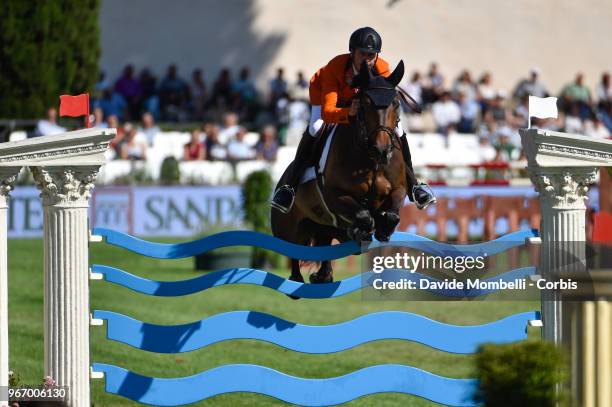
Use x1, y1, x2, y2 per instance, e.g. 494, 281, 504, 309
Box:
7, 238, 540, 406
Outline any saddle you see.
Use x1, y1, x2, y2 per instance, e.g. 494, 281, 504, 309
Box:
299, 123, 337, 185
295, 123, 345, 228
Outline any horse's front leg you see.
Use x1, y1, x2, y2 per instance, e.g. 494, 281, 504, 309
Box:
287, 258, 304, 300
332, 194, 375, 242
374, 187, 406, 242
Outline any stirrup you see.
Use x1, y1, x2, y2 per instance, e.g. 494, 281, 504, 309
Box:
271, 185, 296, 214
412, 182, 437, 210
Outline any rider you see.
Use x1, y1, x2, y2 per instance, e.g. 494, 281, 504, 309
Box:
271, 27, 436, 213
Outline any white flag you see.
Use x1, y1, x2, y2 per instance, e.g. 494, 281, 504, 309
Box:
528, 96, 558, 120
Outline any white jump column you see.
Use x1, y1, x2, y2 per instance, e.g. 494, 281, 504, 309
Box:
0, 128, 114, 407
521, 128, 612, 406
31, 166, 100, 407
520, 128, 612, 342
529, 166, 596, 342
0, 168, 20, 407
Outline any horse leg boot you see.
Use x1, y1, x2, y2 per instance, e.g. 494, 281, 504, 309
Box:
330, 193, 375, 243
399, 134, 436, 210
271, 131, 317, 214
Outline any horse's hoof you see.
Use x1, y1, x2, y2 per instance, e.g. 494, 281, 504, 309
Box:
309, 272, 333, 284
375, 231, 391, 242
360, 231, 374, 242
349, 227, 373, 243
355, 210, 375, 231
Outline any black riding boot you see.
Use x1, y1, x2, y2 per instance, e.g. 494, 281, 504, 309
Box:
399, 134, 436, 210
271, 131, 317, 213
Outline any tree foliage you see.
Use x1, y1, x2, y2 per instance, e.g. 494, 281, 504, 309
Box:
0, 0, 100, 118
475, 340, 567, 406
241, 170, 278, 267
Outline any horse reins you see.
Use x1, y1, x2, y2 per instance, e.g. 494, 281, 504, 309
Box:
397, 85, 423, 114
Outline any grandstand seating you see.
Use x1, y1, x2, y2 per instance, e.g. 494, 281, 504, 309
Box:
9, 130, 524, 185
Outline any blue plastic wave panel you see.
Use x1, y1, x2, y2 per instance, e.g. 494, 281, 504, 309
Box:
92, 228, 538, 259
92, 310, 539, 354
91, 265, 536, 298
91, 363, 479, 406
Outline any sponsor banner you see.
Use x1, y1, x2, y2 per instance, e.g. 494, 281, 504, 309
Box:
5, 185, 599, 239
93, 185, 243, 237
8, 185, 243, 238
6, 187, 44, 238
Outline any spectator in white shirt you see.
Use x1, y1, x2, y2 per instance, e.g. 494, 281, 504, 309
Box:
404, 71, 423, 105
138, 112, 161, 145
596, 72, 611, 106
432, 92, 460, 135
584, 119, 610, 139
477, 72, 496, 114
37, 107, 66, 137
513, 68, 549, 100
120, 124, 147, 161
289, 71, 309, 102
203, 123, 227, 160
227, 127, 256, 161
564, 104, 584, 134
452, 70, 477, 102
218, 112, 240, 144
478, 136, 497, 162
92, 107, 108, 128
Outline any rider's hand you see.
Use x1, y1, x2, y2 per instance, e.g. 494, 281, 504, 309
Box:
348, 99, 360, 117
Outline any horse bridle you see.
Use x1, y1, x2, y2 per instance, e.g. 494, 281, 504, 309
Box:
355, 91, 401, 164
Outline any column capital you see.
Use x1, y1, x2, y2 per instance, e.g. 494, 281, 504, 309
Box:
530, 167, 598, 210
31, 166, 100, 207
0, 167, 21, 209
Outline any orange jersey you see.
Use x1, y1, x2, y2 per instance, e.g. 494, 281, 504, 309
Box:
309, 54, 390, 123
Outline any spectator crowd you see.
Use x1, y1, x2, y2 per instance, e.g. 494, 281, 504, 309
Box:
33, 62, 611, 168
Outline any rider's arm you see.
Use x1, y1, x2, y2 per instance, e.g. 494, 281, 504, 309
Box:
375, 58, 390, 77
320, 69, 350, 124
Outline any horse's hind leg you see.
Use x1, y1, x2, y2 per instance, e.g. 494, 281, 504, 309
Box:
310, 233, 334, 284
285, 258, 304, 300
310, 260, 333, 283
289, 259, 304, 283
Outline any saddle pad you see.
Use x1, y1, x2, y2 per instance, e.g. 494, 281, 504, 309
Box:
300, 124, 337, 184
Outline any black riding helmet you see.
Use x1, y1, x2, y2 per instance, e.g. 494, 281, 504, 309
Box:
349, 27, 382, 53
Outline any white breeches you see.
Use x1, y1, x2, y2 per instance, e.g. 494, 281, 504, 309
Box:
308, 105, 324, 136
309, 105, 405, 138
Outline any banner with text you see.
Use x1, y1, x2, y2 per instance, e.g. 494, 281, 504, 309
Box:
8, 186, 243, 238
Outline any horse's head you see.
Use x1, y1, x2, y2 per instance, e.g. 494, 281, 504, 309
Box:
352, 60, 405, 165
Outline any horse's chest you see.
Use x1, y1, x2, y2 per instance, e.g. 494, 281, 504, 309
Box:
355, 171, 392, 202
369, 172, 392, 201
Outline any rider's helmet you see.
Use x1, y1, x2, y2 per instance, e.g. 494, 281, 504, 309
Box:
349, 27, 382, 53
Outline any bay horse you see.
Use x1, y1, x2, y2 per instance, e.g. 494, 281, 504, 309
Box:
271, 61, 407, 286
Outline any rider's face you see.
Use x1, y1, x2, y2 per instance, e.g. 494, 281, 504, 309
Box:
352, 49, 377, 71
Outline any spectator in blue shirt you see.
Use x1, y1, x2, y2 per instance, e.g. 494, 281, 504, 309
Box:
269, 68, 287, 109
457, 92, 480, 133
95, 89, 127, 121
159, 64, 188, 121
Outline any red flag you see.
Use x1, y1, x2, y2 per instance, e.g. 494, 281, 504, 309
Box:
592, 211, 612, 242
59, 93, 90, 128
